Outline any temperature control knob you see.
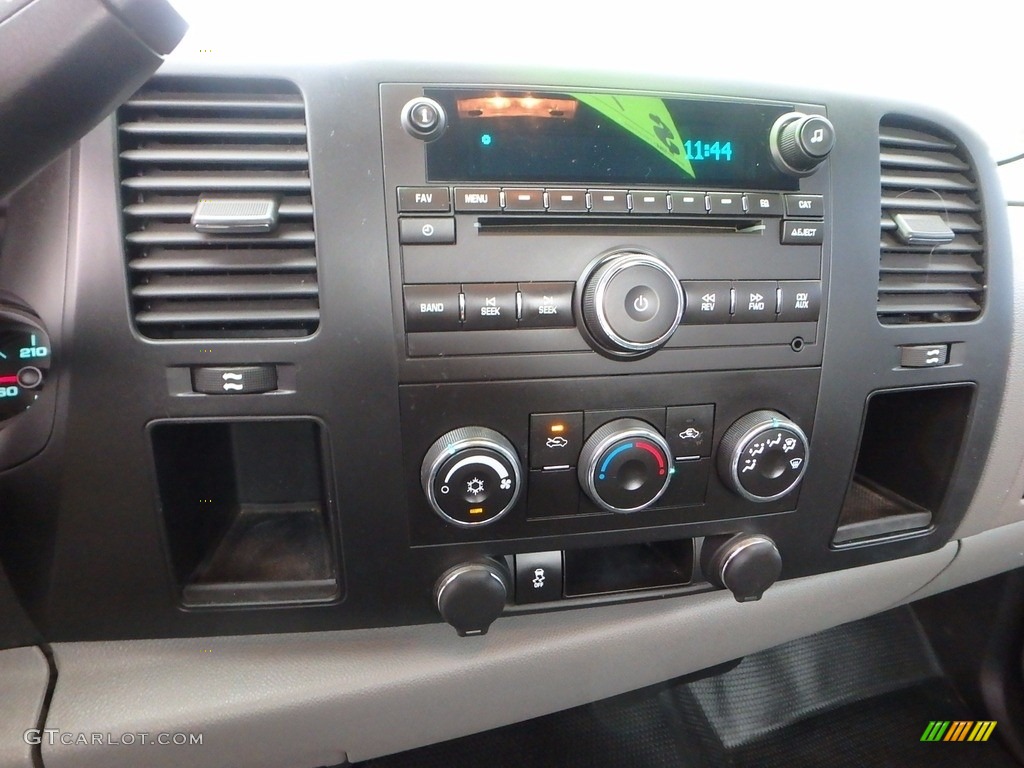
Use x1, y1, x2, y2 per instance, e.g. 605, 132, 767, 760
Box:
718, 410, 809, 502
578, 418, 673, 513
770, 112, 835, 175
421, 427, 523, 528
580, 252, 684, 358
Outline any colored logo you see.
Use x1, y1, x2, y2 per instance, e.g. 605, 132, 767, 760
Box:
920, 721, 997, 742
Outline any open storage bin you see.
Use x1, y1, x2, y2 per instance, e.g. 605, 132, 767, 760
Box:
833, 385, 973, 545
151, 419, 340, 607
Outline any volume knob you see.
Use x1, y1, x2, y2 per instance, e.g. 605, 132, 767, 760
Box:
580, 252, 684, 358
770, 112, 835, 176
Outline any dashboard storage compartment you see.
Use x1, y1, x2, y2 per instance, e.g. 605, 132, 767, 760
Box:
833, 385, 974, 545
150, 419, 339, 607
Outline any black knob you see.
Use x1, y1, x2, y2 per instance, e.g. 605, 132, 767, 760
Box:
580, 252, 684, 358
434, 559, 510, 636
770, 112, 835, 176
401, 97, 447, 142
718, 410, 809, 502
702, 534, 782, 602
578, 418, 673, 513
421, 427, 523, 528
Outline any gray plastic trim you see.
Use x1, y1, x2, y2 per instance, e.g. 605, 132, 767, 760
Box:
0, 646, 50, 768
956, 206, 1024, 537
44, 544, 954, 768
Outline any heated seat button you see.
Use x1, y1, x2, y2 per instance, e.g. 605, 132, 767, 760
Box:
192, 366, 277, 395
515, 551, 563, 603
732, 282, 778, 323
463, 283, 517, 330
530, 411, 584, 469
519, 282, 574, 328
777, 281, 822, 322
403, 284, 461, 332
681, 281, 731, 325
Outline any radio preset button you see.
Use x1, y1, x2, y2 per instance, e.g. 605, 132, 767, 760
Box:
629, 190, 670, 214
670, 191, 708, 215
404, 284, 462, 332
454, 187, 502, 212
744, 193, 784, 216
519, 282, 574, 328
732, 281, 778, 323
781, 220, 824, 245
463, 283, 518, 330
503, 188, 545, 211
784, 194, 824, 218
546, 189, 588, 212
588, 189, 630, 213
399, 217, 455, 245
397, 186, 451, 213
708, 192, 744, 215
778, 281, 822, 322
680, 281, 731, 325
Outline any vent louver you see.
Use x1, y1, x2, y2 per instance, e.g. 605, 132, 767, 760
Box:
118, 79, 319, 339
878, 118, 985, 324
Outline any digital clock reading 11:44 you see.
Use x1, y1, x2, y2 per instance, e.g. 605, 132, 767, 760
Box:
683, 140, 733, 161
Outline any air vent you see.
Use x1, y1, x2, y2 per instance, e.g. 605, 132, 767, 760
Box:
118, 79, 319, 339
878, 117, 985, 325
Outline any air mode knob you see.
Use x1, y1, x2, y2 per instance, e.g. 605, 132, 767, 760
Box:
578, 418, 673, 513
770, 112, 835, 175
580, 252, 684, 358
421, 427, 523, 528
718, 410, 809, 502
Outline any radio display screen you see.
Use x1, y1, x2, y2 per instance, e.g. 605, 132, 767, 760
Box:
424, 89, 799, 190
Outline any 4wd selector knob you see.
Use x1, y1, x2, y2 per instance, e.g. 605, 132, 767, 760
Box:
422, 427, 522, 527
770, 112, 835, 176
580, 252, 684, 357
718, 410, 809, 502
579, 418, 673, 513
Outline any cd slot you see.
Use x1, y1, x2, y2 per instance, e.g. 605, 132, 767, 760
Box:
475, 215, 765, 235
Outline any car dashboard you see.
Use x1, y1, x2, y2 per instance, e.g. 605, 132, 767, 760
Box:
1, 4, 1023, 767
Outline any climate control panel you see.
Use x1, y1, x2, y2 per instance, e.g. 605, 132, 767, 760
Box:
405, 368, 818, 545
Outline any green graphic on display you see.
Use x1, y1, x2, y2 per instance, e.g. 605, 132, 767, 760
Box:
571, 93, 695, 178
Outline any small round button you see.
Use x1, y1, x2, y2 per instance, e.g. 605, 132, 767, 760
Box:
624, 285, 659, 321
401, 97, 447, 142
580, 252, 684, 357
16, 366, 42, 389
798, 116, 835, 158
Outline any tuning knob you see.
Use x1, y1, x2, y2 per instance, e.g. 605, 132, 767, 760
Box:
578, 418, 673, 513
421, 427, 523, 528
580, 252, 684, 358
770, 112, 835, 176
718, 410, 809, 502
434, 559, 510, 636
701, 533, 782, 602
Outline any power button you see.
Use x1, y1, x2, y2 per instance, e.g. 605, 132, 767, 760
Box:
625, 285, 660, 321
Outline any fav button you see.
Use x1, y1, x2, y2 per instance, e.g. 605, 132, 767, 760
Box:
397, 186, 451, 213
